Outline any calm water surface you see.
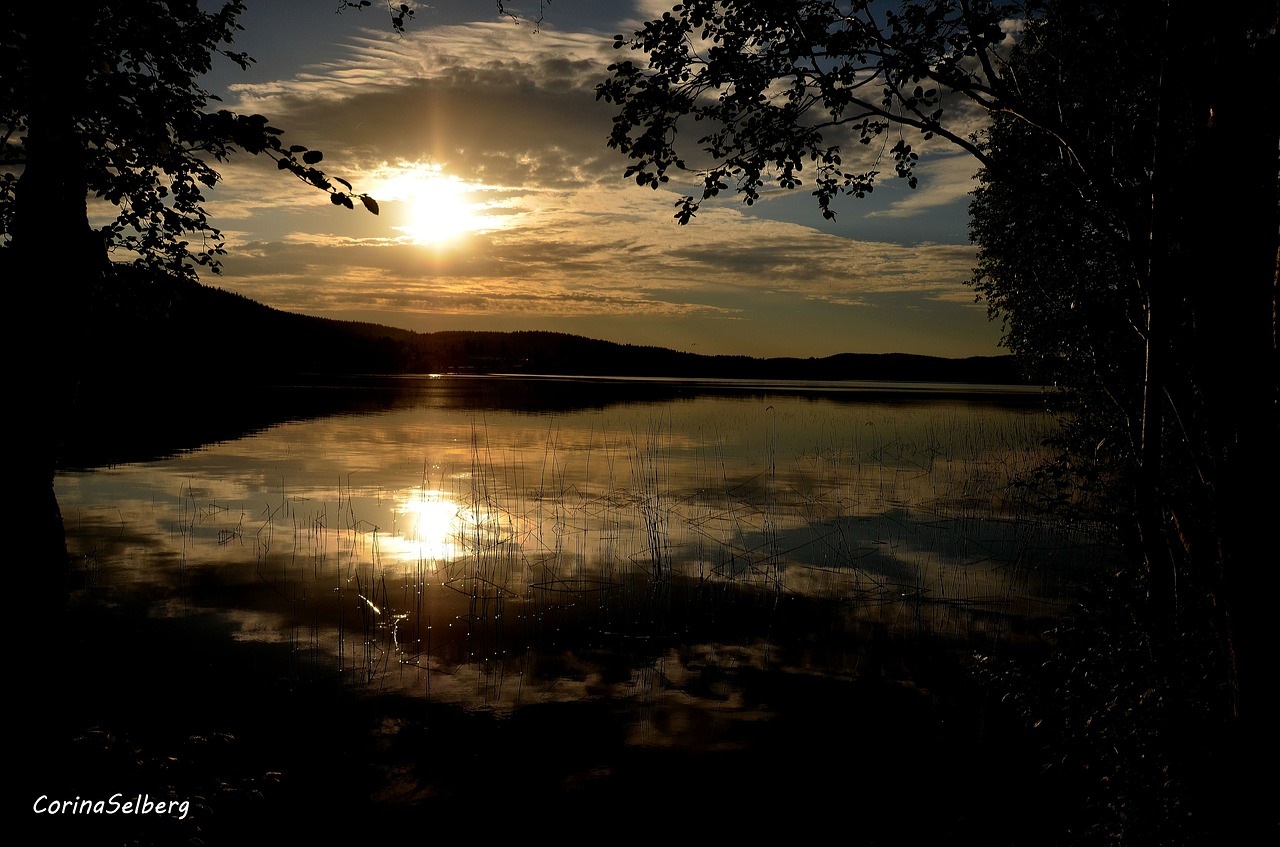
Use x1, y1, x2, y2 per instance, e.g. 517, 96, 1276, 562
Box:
57, 376, 1111, 723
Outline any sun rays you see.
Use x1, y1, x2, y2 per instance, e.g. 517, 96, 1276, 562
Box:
377, 164, 499, 246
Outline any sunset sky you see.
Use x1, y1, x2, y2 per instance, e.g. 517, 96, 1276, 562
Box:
192, 0, 1005, 359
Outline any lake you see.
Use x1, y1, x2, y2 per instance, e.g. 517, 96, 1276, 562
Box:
44, 375, 1116, 839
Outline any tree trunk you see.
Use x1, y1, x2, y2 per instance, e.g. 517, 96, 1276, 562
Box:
8, 8, 106, 619
1142, 3, 1279, 836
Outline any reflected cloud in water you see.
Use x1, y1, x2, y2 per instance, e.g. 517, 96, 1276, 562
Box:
56, 377, 1118, 718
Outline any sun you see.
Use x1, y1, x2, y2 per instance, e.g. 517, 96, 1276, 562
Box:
406, 175, 478, 244
382, 166, 486, 245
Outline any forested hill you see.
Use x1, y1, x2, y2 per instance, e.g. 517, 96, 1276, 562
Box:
401, 332, 1025, 383
83, 268, 1027, 384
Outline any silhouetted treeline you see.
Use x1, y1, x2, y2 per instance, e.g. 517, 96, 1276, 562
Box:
396, 330, 1025, 384
79, 267, 1026, 385
48, 267, 1028, 469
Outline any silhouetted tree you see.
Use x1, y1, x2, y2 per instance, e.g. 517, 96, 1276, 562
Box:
0, 0, 553, 617
598, 1, 1278, 840
968, 5, 1278, 840
1, 2, 378, 286
1, 1, 379, 615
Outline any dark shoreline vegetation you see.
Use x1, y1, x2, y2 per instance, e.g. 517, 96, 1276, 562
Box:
27, 498, 1207, 845
83, 266, 1026, 382
34, 565, 1068, 844
60, 267, 1029, 470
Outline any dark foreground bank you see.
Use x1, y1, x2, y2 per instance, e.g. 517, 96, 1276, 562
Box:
23, 579, 1062, 845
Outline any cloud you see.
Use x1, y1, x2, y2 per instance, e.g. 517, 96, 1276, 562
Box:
199, 9, 995, 358
221, 21, 628, 195
216, 180, 976, 318
869, 153, 982, 219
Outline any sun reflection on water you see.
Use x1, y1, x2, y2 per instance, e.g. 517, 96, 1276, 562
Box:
390, 488, 461, 567
55, 382, 1117, 716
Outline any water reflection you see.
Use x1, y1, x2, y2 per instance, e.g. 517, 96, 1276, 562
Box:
57, 377, 1115, 716
391, 489, 462, 565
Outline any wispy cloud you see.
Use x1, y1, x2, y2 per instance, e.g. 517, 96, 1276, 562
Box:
202, 9, 998, 358
869, 153, 982, 219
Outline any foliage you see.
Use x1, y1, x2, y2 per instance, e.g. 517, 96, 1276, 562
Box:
976, 564, 1237, 845
967, 3, 1155, 515
0, 1, 377, 281
595, 0, 1021, 224
598, 1, 1279, 842
336, 1, 417, 33
967, 13, 1275, 837
969, 5, 1149, 388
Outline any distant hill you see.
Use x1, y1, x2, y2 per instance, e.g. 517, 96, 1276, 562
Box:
53, 267, 1031, 469
81, 266, 1028, 385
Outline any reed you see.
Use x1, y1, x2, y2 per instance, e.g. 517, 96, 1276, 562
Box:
60, 389, 1112, 714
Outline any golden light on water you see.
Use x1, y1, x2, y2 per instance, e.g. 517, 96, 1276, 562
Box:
395, 488, 461, 564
